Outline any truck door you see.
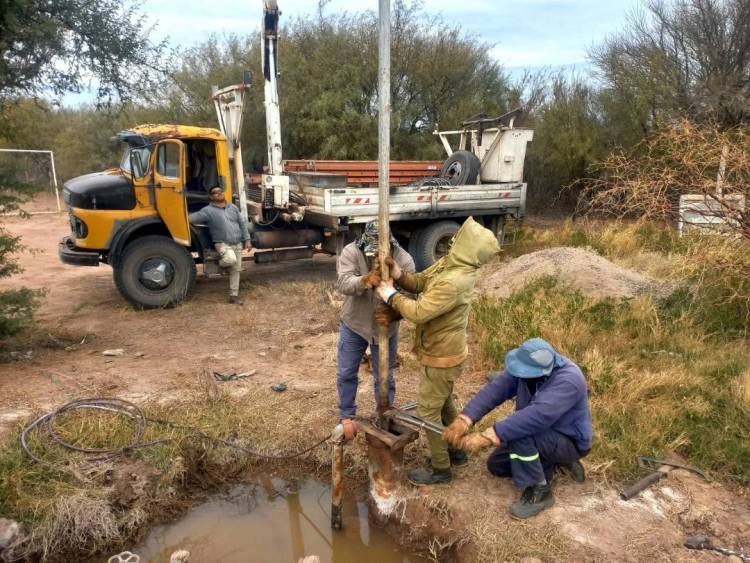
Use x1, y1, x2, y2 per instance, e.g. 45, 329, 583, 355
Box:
154, 140, 190, 245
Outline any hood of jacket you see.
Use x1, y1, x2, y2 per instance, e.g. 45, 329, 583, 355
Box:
424, 216, 501, 276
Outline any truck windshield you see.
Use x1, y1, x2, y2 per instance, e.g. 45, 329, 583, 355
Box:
120, 145, 152, 178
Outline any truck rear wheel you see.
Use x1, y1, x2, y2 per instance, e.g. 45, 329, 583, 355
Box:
114, 235, 196, 309
440, 150, 481, 185
413, 220, 460, 271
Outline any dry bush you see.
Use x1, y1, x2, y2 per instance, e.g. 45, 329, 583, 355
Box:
577, 120, 750, 240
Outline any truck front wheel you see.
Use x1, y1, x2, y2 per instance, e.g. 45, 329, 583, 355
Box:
412, 220, 461, 271
113, 235, 197, 309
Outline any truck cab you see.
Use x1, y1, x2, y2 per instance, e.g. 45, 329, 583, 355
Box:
60, 124, 233, 308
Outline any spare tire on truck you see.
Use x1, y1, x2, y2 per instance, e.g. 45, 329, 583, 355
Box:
440, 150, 481, 185
412, 220, 461, 271
114, 235, 197, 309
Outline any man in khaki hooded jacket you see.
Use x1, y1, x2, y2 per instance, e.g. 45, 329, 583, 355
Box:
376, 217, 501, 485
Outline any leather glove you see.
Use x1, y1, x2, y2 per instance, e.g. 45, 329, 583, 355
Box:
362, 267, 382, 289
375, 302, 402, 326
384, 256, 402, 280
342, 418, 358, 441
442, 414, 472, 447
375, 279, 397, 303
460, 427, 500, 454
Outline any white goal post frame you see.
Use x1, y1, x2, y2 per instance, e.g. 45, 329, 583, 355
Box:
0, 148, 61, 213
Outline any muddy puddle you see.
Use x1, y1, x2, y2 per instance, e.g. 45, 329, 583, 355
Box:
102, 477, 427, 563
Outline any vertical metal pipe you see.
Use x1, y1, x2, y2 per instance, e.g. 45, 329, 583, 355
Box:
376, 0, 391, 425
49, 151, 61, 212
330, 424, 345, 529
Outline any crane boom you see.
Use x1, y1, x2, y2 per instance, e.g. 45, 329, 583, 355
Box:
261, 0, 291, 209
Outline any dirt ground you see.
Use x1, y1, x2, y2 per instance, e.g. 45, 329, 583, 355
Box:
1, 211, 749, 562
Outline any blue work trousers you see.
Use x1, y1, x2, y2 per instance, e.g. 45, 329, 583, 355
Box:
337, 322, 397, 419
487, 429, 586, 489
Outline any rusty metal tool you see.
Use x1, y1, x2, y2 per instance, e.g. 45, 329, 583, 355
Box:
620, 456, 707, 500
685, 534, 750, 561
638, 456, 707, 479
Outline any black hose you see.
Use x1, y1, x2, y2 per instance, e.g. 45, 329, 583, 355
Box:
21, 398, 332, 470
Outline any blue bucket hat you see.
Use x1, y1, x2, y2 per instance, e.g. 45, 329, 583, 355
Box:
504, 338, 563, 379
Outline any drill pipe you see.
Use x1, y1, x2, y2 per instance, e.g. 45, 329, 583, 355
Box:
376, 0, 391, 428
330, 424, 345, 529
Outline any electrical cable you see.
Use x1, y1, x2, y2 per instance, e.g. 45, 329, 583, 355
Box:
21, 398, 333, 471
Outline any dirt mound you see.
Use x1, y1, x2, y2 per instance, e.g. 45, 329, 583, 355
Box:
479, 246, 672, 299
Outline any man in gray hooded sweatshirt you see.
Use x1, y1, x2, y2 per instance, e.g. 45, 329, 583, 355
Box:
335, 221, 415, 441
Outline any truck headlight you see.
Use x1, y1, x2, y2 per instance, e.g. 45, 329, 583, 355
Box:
69, 215, 88, 239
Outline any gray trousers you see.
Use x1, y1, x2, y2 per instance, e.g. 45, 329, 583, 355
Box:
214, 242, 244, 296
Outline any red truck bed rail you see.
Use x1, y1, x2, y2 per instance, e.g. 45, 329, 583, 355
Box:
248, 160, 444, 187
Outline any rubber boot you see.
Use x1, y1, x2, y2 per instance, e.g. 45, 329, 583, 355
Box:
510, 483, 555, 519
408, 466, 452, 486
425, 448, 469, 468
448, 448, 469, 467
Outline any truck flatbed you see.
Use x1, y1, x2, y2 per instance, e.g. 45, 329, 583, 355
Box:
299, 181, 525, 228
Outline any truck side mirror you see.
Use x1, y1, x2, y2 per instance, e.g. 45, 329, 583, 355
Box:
243, 70, 253, 87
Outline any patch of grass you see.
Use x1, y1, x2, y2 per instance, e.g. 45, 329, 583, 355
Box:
511, 219, 750, 335
467, 514, 569, 562
472, 277, 750, 482
0, 383, 345, 561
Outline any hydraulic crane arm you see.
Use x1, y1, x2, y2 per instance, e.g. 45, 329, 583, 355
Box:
262, 0, 283, 176
260, 0, 292, 212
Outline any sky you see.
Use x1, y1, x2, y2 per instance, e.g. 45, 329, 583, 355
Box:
144, 0, 642, 72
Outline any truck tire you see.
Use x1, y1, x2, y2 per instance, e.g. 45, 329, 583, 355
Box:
114, 235, 197, 309
440, 150, 481, 185
407, 229, 425, 270
413, 220, 460, 271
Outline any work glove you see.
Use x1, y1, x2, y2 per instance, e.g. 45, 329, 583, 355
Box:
384, 256, 402, 280
375, 279, 397, 304
362, 267, 382, 289
375, 302, 402, 326
342, 418, 358, 441
442, 414, 473, 447
459, 427, 501, 454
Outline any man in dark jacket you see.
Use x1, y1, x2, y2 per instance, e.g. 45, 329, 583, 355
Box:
443, 338, 593, 519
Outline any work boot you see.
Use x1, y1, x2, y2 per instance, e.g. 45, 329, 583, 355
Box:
557, 461, 586, 483
424, 449, 469, 468
408, 466, 452, 486
228, 295, 244, 305
510, 483, 555, 519
448, 448, 469, 467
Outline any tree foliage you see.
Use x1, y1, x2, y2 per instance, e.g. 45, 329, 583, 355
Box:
591, 0, 750, 128
0, 0, 170, 338
0, 0, 170, 106
164, 1, 514, 167
0, 159, 43, 337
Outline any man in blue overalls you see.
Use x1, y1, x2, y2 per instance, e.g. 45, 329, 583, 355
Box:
442, 338, 593, 519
